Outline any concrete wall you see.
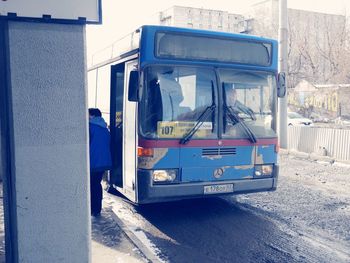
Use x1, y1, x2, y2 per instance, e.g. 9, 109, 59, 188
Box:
6, 21, 90, 262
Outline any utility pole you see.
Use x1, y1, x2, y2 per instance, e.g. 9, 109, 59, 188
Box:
278, 0, 288, 148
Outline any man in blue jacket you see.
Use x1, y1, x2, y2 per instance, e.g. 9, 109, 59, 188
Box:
88, 108, 112, 216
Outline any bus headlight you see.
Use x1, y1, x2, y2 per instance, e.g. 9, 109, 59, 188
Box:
254, 164, 274, 177
152, 169, 178, 184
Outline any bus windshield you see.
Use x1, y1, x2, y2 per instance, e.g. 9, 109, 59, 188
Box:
140, 66, 218, 139
220, 69, 277, 139
139, 66, 277, 140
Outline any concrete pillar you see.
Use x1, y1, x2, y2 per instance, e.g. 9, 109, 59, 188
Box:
1, 21, 90, 262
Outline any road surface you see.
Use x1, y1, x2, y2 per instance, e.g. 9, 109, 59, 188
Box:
106, 154, 350, 263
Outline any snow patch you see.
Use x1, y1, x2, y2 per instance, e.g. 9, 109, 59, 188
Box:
105, 193, 168, 263
130, 227, 168, 263
333, 162, 350, 168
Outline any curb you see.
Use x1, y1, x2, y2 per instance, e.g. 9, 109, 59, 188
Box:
103, 197, 163, 263
279, 148, 350, 166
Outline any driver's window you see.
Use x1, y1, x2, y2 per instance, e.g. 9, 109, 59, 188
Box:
140, 66, 218, 139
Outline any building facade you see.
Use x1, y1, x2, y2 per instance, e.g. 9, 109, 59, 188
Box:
158, 6, 245, 33
288, 81, 350, 120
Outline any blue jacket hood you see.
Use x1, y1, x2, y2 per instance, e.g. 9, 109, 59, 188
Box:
89, 117, 108, 128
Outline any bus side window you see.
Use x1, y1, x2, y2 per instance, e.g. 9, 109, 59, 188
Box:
95, 65, 112, 123
146, 77, 163, 134
88, 69, 97, 107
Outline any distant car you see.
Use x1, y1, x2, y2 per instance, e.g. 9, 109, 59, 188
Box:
334, 117, 350, 127
288, 112, 313, 126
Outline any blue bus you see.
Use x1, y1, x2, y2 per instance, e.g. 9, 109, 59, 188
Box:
88, 25, 286, 204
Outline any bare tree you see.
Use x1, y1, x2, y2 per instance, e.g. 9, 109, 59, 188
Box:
250, 5, 350, 88
287, 9, 350, 86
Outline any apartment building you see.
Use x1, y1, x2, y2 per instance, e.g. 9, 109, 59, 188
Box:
158, 6, 245, 33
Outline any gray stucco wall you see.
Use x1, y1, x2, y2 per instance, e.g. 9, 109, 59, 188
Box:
7, 21, 90, 262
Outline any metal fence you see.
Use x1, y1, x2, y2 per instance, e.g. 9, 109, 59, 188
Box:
288, 126, 350, 161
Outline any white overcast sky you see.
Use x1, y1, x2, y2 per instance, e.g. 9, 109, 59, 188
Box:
86, 0, 349, 57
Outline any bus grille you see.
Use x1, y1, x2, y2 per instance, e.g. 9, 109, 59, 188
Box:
202, 148, 237, 156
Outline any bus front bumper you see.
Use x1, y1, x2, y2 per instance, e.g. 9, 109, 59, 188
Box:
137, 165, 279, 204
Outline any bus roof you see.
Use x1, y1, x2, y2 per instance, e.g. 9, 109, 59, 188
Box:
142, 25, 277, 44
89, 25, 278, 72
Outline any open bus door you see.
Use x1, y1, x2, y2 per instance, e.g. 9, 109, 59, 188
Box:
110, 60, 138, 202
109, 64, 124, 189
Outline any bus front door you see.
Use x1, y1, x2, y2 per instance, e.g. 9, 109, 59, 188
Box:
121, 60, 138, 202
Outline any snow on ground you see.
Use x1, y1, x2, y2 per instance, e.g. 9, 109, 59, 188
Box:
106, 193, 169, 263
91, 205, 147, 262
0, 183, 146, 263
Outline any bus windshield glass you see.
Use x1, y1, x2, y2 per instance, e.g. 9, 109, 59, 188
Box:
220, 69, 277, 139
140, 66, 218, 139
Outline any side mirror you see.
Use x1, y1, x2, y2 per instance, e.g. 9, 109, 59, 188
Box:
277, 72, 286, 98
128, 70, 139, 102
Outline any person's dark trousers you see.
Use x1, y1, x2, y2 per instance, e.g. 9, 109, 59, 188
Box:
90, 171, 104, 215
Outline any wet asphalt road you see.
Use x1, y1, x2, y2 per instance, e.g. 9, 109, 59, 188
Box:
136, 198, 305, 263
108, 154, 350, 263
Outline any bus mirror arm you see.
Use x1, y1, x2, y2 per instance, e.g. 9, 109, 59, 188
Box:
128, 70, 139, 102
277, 72, 286, 98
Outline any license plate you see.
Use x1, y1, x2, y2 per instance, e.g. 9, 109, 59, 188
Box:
204, 184, 234, 194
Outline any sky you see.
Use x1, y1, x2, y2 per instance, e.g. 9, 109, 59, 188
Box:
86, 0, 350, 61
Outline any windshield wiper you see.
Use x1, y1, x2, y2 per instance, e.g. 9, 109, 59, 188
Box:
180, 80, 216, 145
179, 104, 216, 144
234, 102, 257, 121
225, 105, 257, 143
